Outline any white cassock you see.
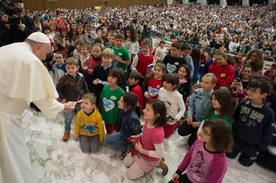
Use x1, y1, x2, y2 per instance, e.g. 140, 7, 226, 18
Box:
0, 42, 64, 183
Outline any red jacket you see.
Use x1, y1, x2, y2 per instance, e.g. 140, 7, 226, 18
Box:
209, 62, 235, 89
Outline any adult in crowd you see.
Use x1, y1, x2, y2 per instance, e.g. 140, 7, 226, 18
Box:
0, 0, 35, 46
0, 32, 75, 183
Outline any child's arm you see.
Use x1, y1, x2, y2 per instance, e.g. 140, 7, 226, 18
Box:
96, 113, 105, 144
206, 154, 228, 183
135, 142, 164, 159
74, 112, 82, 141
114, 55, 130, 66
56, 76, 66, 102
130, 55, 138, 71
174, 96, 186, 121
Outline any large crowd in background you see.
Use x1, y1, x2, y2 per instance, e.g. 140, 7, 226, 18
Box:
1, 1, 276, 182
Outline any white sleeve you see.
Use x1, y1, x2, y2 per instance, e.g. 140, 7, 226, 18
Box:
131, 55, 138, 71
148, 143, 164, 159
33, 99, 64, 119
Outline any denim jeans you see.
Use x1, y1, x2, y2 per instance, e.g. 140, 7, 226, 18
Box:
104, 132, 129, 150
64, 103, 81, 131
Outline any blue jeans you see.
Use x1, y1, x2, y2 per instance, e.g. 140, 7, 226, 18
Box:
104, 132, 129, 150
64, 103, 81, 131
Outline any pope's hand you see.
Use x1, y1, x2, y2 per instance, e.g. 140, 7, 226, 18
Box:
63, 101, 76, 112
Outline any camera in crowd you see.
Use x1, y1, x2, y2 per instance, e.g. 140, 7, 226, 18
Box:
0, 0, 23, 25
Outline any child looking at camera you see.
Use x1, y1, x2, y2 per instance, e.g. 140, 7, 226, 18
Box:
74, 93, 104, 153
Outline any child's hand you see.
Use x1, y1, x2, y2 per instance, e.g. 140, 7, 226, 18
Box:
190, 121, 199, 128
74, 136, 79, 141
93, 78, 100, 85
246, 59, 252, 64
186, 116, 193, 125
129, 134, 141, 142
100, 140, 103, 144
134, 141, 143, 152
144, 91, 151, 99
113, 56, 120, 61
61, 99, 67, 104
172, 173, 180, 182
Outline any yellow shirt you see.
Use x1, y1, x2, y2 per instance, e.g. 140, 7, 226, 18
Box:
74, 108, 104, 142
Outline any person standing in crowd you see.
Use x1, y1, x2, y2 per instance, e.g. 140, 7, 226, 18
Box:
0, 0, 35, 46
0, 32, 75, 183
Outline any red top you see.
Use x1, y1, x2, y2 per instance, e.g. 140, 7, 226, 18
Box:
136, 53, 154, 77
130, 84, 145, 110
209, 62, 235, 90
86, 56, 102, 73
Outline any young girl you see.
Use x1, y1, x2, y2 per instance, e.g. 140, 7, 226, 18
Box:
100, 68, 125, 134
158, 73, 186, 138
243, 49, 264, 75
80, 45, 90, 71
123, 100, 168, 179
230, 64, 254, 103
104, 92, 142, 159
124, 25, 139, 58
169, 119, 233, 183
209, 52, 235, 90
198, 89, 233, 134
143, 63, 166, 100
177, 64, 192, 103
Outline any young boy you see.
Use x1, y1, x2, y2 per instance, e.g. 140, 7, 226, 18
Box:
128, 71, 145, 116
154, 40, 167, 63
131, 40, 155, 77
92, 48, 113, 106
163, 42, 187, 73
53, 51, 66, 86
112, 33, 130, 72
180, 44, 194, 78
178, 73, 217, 147
227, 78, 275, 167
56, 57, 90, 141
100, 68, 125, 134
106, 34, 116, 48
74, 93, 104, 153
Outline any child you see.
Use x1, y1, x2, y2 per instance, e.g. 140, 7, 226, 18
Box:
124, 25, 139, 58
112, 33, 131, 72
169, 119, 233, 183
154, 40, 167, 63
104, 92, 142, 159
86, 43, 103, 91
74, 93, 104, 153
163, 42, 187, 73
106, 34, 115, 48
91, 48, 113, 106
131, 40, 155, 77
158, 73, 186, 138
53, 51, 66, 86
177, 64, 192, 103
209, 52, 235, 90
143, 63, 166, 100
198, 89, 233, 135
180, 44, 194, 78
264, 62, 276, 82
72, 41, 82, 60
235, 51, 244, 72
243, 49, 264, 75
123, 100, 168, 179
100, 68, 125, 134
230, 64, 254, 103
56, 57, 90, 141
227, 78, 275, 167
178, 73, 217, 147
79, 45, 90, 71
128, 71, 145, 116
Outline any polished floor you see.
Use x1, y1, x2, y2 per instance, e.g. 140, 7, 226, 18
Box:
21, 106, 275, 183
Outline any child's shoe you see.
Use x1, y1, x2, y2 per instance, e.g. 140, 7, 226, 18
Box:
158, 159, 168, 176
62, 131, 70, 141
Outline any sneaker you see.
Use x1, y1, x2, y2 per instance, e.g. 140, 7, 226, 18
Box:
62, 131, 70, 141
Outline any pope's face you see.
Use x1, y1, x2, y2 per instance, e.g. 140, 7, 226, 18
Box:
36, 43, 51, 61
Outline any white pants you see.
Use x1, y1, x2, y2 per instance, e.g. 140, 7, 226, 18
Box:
0, 112, 33, 183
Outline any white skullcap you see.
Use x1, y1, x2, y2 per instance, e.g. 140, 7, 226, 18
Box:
27, 32, 51, 44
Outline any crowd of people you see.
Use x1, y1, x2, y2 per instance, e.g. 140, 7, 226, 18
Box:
0, 1, 276, 183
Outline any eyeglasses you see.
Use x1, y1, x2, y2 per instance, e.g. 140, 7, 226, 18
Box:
247, 88, 261, 93
55, 57, 63, 59
202, 129, 212, 136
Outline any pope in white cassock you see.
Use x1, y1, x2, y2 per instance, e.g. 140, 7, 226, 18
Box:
0, 32, 75, 183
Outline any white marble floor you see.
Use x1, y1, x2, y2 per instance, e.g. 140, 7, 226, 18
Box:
21, 106, 275, 183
